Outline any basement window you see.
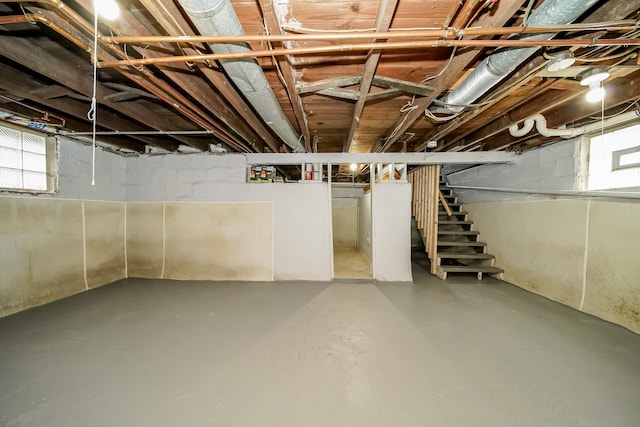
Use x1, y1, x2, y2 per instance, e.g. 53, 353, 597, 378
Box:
585, 123, 640, 191
0, 123, 55, 193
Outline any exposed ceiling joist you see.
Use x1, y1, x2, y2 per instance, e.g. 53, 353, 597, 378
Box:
297, 75, 363, 95
373, 0, 529, 153
371, 75, 435, 97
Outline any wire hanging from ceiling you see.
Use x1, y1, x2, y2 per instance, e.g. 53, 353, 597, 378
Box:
87, 4, 99, 186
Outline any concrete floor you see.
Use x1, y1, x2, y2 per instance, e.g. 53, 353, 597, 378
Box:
333, 247, 372, 279
1, 256, 640, 427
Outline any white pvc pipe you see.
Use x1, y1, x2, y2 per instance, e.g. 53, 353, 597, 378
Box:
509, 110, 640, 138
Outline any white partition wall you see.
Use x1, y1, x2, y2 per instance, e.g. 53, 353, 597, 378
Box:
371, 182, 413, 282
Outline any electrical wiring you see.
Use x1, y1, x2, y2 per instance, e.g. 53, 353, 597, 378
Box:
422, 46, 457, 83
588, 99, 639, 120
575, 50, 637, 62
423, 108, 463, 122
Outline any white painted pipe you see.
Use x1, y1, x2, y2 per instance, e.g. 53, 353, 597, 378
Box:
447, 184, 640, 200
509, 110, 640, 138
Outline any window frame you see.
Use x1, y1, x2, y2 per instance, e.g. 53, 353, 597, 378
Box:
0, 122, 58, 194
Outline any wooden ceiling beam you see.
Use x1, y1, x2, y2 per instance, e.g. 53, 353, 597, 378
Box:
297, 75, 363, 95
68, 0, 259, 153
257, 0, 312, 151
136, 0, 284, 153
0, 35, 206, 151
27, 85, 74, 100
0, 102, 146, 152
317, 88, 361, 102
344, 0, 400, 153
0, 63, 180, 152
366, 89, 403, 102
371, 75, 435, 97
372, 0, 528, 153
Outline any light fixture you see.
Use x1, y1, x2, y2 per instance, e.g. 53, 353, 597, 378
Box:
579, 67, 610, 87
547, 50, 575, 72
349, 163, 357, 171
94, 0, 120, 20
580, 68, 610, 104
426, 140, 438, 149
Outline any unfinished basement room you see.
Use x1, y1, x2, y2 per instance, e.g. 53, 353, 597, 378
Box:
1, 0, 640, 425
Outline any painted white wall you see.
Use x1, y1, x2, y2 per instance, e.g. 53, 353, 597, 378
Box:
124, 154, 335, 280
372, 182, 413, 282
358, 191, 372, 262
0, 136, 127, 201
466, 199, 640, 333
331, 185, 361, 249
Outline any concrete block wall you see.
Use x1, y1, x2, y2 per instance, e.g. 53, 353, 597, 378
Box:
125, 153, 246, 201
447, 139, 579, 204
1, 137, 126, 201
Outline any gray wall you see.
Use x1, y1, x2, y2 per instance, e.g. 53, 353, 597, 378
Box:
447, 139, 579, 203
1, 137, 127, 201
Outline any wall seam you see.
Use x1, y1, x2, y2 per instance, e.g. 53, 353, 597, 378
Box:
579, 199, 591, 311
161, 202, 166, 279
124, 202, 128, 278
81, 201, 88, 290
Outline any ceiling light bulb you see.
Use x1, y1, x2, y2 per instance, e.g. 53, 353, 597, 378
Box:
586, 84, 605, 103
95, 0, 120, 20
349, 163, 357, 171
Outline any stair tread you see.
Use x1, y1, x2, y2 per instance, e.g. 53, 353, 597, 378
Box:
438, 266, 504, 274
438, 240, 486, 246
439, 220, 473, 225
439, 210, 467, 214
438, 230, 479, 235
438, 252, 494, 259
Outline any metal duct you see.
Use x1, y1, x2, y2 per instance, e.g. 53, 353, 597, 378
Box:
177, 0, 305, 152
432, 0, 601, 114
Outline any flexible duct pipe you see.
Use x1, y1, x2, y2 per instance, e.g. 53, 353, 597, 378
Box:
509, 111, 640, 138
432, 0, 600, 114
177, 0, 305, 153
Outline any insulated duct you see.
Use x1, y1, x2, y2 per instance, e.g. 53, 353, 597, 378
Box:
177, 0, 305, 152
509, 111, 640, 138
432, 0, 601, 114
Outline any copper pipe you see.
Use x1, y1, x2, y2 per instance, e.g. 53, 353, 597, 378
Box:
0, 14, 91, 52
1, 2, 253, 152
103, 23, 640, 45
98, 38, 640, 68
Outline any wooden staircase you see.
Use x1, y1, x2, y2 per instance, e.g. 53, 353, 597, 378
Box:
436, 179, 503, 280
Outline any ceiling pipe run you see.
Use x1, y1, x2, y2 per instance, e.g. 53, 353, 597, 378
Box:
176, 0, 305, 153
509, 110, 640, 139
431, 0, 601, 114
